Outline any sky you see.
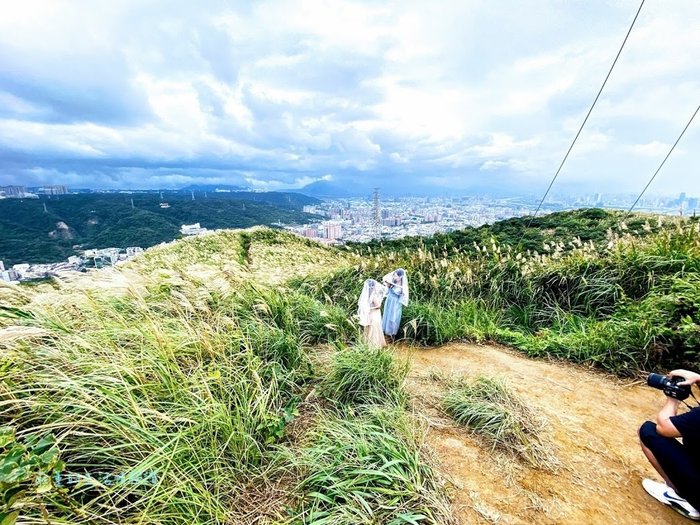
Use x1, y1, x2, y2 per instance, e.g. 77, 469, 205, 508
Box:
0, 0, 698, 196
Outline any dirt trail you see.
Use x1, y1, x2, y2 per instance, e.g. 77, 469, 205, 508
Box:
396, 343, 689, 525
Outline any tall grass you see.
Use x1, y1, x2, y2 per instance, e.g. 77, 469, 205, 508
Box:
1, 227, 463, 523
320, 345, 409, 407
288, 407, 454, 525
294, 215, 700, 375
443, 377, 557, 470
0, 270, 312, 523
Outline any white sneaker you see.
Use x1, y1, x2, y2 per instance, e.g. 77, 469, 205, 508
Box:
643, 479, 700, 520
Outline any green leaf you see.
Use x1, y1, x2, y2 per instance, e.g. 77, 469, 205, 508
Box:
0, 465, 30, 485
31, 435, 56, 456
0, 429, 14, 449
3, 487, 25, 508
0, 511, 18, 525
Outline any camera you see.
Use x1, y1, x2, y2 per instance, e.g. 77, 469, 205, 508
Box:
647, 373, 692, 401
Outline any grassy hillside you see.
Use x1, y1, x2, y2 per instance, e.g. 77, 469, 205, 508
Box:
1, 210, 699, 523
350, 208, 658, 253
0, 192, 319, 265
0, 228, 457, 523
299, 210, 700, 374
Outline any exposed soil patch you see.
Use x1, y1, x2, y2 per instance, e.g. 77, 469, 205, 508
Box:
396, 342, 689, 525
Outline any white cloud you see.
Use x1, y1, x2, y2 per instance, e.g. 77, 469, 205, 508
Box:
0, 0, 698, 194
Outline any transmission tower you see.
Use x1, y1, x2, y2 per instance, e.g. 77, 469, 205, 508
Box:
372, 188, 381, 239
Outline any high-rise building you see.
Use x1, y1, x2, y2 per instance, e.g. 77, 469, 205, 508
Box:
0, 186, 27, 197
40, 185, 68, 195
323, 222, 342, 240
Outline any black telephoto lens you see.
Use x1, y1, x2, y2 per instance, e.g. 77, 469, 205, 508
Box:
647, 373, 669, 390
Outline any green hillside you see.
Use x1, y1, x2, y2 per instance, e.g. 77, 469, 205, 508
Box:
350, 208, 659, 253
303, 209, 700, 374
0, 192, 319, 265
1, 210, 698, 523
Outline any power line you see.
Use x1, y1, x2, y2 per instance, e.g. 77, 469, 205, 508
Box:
623, 104, 700, 219
523, 0, 645, 234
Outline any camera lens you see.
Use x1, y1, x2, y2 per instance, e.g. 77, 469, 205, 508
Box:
647, 373, 669, 390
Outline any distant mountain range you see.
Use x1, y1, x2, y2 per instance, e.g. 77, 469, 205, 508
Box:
293, 177, 529, 200
179, 184, 248, 192
292, 181, 367, 198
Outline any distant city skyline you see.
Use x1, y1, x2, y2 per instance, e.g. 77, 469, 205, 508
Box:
0, 1, 698, 195
1, 182, 698, 201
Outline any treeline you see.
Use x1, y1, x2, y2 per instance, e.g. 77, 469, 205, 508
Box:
349, 208, 661, 254
0, 192, 318, 265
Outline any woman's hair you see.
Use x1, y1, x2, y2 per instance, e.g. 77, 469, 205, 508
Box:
395, 268, 405, 277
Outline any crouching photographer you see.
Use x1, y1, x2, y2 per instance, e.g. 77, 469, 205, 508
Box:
640, 369, 700, 521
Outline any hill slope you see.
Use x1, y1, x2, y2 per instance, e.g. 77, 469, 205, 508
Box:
1, 213, 698, 524
0, 192, 319, 265
400, 342, 688, 525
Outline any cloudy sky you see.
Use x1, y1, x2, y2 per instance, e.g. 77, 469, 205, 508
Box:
0, 0, 698, 195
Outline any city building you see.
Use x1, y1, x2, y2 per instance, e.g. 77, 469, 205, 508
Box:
1, 269, 20, 283
12, 264, 30, 274
126, 247, 144, 257
0, 186, 37, 198
82, 249, 120, 266
323, 222, 342, 240
0, 261, 4, 272
39, 185, 68, 195
181, 223, 208, 236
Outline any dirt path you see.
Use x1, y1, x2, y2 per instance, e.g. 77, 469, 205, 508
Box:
395, 343, 690, 525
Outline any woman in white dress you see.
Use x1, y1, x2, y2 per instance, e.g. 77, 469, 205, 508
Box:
381, 268, 409, 342
357, 279, 387, 347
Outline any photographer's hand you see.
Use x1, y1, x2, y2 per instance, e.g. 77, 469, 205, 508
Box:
669, 369, 700, 387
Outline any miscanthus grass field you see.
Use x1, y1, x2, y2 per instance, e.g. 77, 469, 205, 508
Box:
1, 211, 699, 523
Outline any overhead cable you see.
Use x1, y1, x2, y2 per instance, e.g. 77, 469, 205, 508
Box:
522, 0, 646, 235
624, 104, 700, 219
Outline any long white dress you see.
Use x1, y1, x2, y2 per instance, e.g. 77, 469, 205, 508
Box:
358, 279, 387, 348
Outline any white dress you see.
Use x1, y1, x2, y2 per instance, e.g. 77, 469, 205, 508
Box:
358, 279, 387, 348
364, 296, 386, 348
